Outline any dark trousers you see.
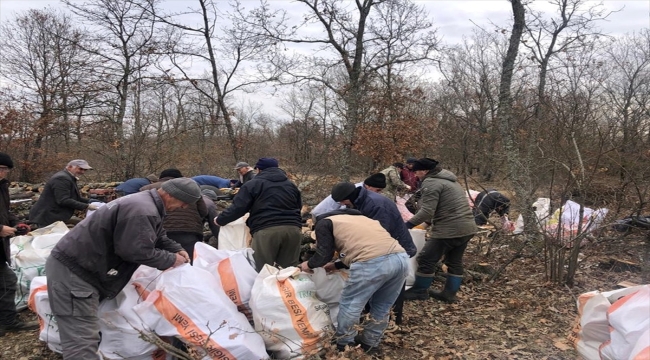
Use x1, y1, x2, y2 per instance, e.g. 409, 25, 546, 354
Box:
0, 263, 18, 325
416, 234, 474, 276
167, 232, 203, 264
251, 225, 302, 272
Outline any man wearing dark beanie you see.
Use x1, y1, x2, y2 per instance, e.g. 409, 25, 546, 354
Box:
45, 177, 197, 358
215, 157, 303, 272
311, 173, 386, 218
0, 153, 39, 336
403, 158, 477, 303
139, 168, 183, 191
329, 180, 416, 326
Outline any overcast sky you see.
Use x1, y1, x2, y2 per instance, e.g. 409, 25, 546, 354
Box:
1, 0, 648, 116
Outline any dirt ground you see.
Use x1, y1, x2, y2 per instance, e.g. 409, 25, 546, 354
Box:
1, 228, 647, 360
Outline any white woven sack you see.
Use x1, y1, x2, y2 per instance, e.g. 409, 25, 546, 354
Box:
250, 265, 333, 359
193, 243, 257, 322
217, 214, 251, 250
133, 265, 268, 360
308, 268, 348, 327
406, 229, 426, 288
11, 222, 68, 310
27, 276, 61, 353
600, 285, 650, 360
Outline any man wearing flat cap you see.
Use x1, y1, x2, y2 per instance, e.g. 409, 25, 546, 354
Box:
311, 173, 387, 218
215, 157, 302, 271
403, 158, 477, 303
232, 161, 256, 188
45, 177, 198, 358
29, 159, 99, 228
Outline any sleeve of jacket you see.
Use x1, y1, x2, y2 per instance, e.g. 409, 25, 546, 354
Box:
215, 183, 254, 226
307, 219, 336, 269
393, 214, 417, 257
389, 168, 408, 190
113, 215, 179, 270
203, 197, 220, 238
408, 180, 441, 226
53, 178, 89, 210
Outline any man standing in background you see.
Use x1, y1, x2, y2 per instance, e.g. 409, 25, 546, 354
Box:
29, 159, 99, 228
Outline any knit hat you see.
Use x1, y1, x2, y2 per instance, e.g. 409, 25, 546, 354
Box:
411, 157, 439, 171
364, 173, 386, 189
161, 177, 201, 204
159, 168, 183, 179
234, 161, 250, 170
0, 153, 14, 169
406, 157, 417, 164
67, 159, 92, 169
146, 174, 159, 182
201, 189, 219, 201
254, 157, 279, 170
331, 182, 356, 202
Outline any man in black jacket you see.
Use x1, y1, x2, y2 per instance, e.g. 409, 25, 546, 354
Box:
215, 157, 302, 271
473, 189, 511, 225
0, 153, 38, 337
28, 159, 98, 227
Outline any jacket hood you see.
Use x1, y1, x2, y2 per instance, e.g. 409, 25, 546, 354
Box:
255, 167, 288, 182
427, 169, 457, 182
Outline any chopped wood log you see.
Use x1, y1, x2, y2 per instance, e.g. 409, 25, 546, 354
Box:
615, 280, 640, 289
599, 258, 641, 272
470, 262, 496, 275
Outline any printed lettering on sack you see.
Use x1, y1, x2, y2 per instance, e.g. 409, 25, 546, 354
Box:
217, 258, 253, 321
276, 280, 323, 352
153, 291, 235, 360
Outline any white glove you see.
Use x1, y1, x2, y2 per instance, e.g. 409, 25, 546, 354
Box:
88, 203, 99, 211
405, 185, 411, 191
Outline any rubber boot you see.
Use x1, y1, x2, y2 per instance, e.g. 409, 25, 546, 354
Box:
429, 274, 462, 303
403, 276, 433, 301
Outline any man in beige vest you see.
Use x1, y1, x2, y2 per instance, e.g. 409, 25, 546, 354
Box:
299, 208, 408, 355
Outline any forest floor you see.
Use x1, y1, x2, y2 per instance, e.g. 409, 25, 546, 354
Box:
0, 227, 647, 360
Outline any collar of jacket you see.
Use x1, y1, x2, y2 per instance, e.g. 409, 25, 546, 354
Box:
146, 188, 167, 218
64, 169, 80, 181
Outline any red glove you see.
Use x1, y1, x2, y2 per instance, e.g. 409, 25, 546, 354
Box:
15, 223, 31, 236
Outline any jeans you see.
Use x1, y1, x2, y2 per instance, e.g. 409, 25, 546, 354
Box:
46, 256, 101, 359
0, 262, 18, 325
416, 234, 473, 276
336, 252, 408, 347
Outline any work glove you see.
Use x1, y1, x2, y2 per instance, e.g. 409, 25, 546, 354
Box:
405, 185, 411, 191
15, 223, 31, 236
88, 203, 100, 211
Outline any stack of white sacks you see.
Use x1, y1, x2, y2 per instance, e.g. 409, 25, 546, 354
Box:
21, 218, 426, 359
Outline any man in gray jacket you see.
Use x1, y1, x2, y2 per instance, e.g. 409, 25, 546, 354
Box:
403, 158, 477, 302
45, 177, 201, 359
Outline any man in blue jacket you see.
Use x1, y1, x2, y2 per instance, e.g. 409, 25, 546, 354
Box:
330, 182, 416, 256
215, 158, 302, 271
192, 175, 235, 189
115, 174, 158, 196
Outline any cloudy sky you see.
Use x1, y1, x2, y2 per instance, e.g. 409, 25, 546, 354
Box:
1, 0, 648, 116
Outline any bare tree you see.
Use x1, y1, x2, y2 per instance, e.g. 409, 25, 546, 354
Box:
63, 0, 161, 179
234, 0, 438, 179
0, 9, 99, 180
148, 0, 282, 162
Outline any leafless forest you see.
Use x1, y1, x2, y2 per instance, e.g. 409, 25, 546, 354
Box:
1, 0, 647, 287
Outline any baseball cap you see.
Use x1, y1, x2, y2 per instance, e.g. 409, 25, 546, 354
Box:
234, 161, 250, 169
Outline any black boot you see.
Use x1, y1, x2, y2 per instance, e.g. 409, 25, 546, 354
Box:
403, 276, 433, 301
429, 274, 462, 303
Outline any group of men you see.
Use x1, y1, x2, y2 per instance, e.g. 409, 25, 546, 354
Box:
1, 152, 511, 357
